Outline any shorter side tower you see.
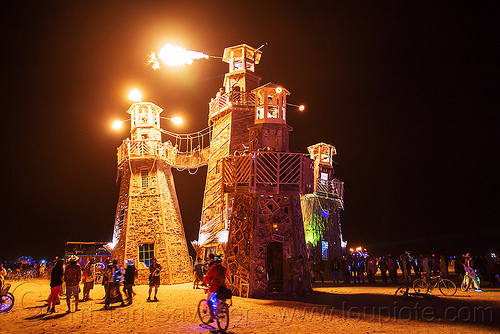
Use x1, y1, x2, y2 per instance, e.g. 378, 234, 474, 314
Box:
300, 142, 345, 266
111, 102, 192, 285
221, 83, 314, 297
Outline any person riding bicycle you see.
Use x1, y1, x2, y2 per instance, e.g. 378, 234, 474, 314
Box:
202, 253, 226, 322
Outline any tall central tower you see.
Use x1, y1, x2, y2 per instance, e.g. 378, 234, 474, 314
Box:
111, 102, 192, 285
197, 45, 263, 254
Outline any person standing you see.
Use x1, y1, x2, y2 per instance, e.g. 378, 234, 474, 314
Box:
0, 263, 6, 289
47, 259, 64, 313
387, 254, 398, 285
104, 260, 124, 308
207, 253, 215, 270
330, 257, 340, 284
366, 257, 377, 285
148, 257, 161, 301
378, 257, 388, 284
317, 259, 326, 284
123, 259, 136, 305
82, 258, 95, 301
422, 255, 431, 280
402, 253, 412, 283
439, 255, 449, 278
63, 255, 81, 313
193, 257, 204, 289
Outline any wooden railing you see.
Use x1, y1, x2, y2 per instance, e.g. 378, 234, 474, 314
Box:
222, 152, 314, 194
209, 92, 256, 120
315, 179, 344, 201
117, 140, 210, 169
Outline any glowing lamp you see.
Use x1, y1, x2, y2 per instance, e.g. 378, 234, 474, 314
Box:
170, 117, 183, 125
112, 120, 124, 130
276, 86, 282, 93
299, 105, 305, 111
128, 89, 142, 102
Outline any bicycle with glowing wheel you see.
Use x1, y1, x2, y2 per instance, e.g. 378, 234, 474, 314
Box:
0, 283, 14, 312
197, 285, 232, 332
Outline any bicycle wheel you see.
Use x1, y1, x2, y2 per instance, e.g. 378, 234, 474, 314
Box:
461, 276, 471, 291
0, 294, 14, 312
413, 278, 429, 294
438, 279, 457, 296
216, 302, 230, 332
395, 286, 409, 297
197, 299, 212, 325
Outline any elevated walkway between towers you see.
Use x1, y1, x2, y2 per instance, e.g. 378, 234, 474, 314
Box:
117, 127, 211, 169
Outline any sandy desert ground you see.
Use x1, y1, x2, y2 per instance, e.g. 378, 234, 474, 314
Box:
1, 279, 499, 334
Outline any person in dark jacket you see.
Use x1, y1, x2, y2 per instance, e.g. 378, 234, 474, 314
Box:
47, 259, 64, 313
104, 259, 124, 308
123, 259, 136, 305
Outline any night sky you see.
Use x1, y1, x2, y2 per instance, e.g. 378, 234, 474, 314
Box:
2, 1, 498, 262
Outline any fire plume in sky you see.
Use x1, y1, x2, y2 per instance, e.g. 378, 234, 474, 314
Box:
148, 44, 209, 69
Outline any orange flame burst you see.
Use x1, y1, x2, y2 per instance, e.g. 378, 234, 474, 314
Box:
148, 45, 209, 69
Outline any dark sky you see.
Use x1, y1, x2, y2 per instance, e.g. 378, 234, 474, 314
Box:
2, 1, 498, 261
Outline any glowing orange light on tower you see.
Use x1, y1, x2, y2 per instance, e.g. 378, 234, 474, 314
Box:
128, 89, 142, 102
170, 117, 183, 125
112, 120, 124, 130
148, 44, 209, 69
299, 105, 305, 112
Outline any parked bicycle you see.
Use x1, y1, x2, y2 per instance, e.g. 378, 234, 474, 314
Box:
197, 285, 232, 332
0, 283, 15, 312
413, 273, 457, 296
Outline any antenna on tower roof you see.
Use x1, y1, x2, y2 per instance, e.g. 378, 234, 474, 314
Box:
256, 42, 268, 52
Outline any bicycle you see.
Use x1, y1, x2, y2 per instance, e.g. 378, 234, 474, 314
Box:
197, 285, 231, 332
413, 273, 457, 296
0, 283, 15, 312
461, 266, 481, 291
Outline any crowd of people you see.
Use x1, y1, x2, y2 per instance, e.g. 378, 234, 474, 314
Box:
306, 251, 500, 291
1, 249, 498, 315
42, 255, 147, 313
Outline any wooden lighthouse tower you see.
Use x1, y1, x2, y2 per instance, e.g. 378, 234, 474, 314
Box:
111, 102, 192, 285
220, 81, 314, 297
300, 142, 345, 264
196, 44, 263, 256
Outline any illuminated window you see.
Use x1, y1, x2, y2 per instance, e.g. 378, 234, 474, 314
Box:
141, 170, 149, 188
139, 243, 154, 267
245, 60, 254, 71
267, 105, 279, 118
256, 106, 265, 120
234, 61, 243, 70
321, 172, 328, 180
322, 241, 328, 260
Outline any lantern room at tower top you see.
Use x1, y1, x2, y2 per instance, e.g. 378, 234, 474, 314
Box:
126, 102, 163, 142
222, 44, 262, 74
